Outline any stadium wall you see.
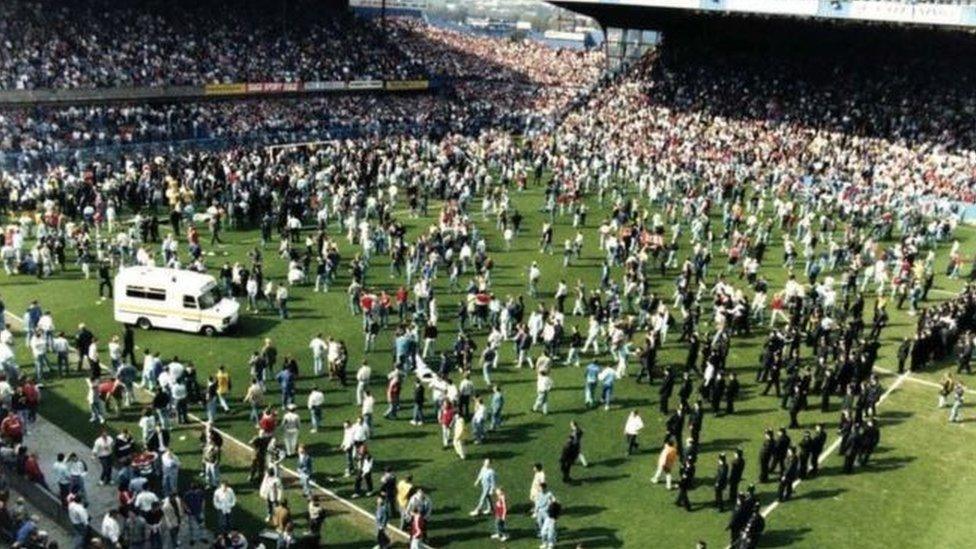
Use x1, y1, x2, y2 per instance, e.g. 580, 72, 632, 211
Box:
0, 80, 435, 107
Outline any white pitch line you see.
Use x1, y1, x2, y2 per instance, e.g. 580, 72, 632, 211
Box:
3, 311, 418, 545
873, 366, 976, 395
758, 371, 910, 520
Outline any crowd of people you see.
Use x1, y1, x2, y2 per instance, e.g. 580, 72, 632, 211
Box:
0, 94, 507, 163
0, 12, 974, 549
0, 0, 427, 90
390, 18, 605, 120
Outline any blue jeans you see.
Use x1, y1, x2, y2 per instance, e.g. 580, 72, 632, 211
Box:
602, 384, 614, 406
533, 391, 549, 415
207, 399, 218, 422
219, 512, 232, 533
475, 487, 492, 513
310, 406, 322, 430
490, 409, 502, 430
584, 381, 596, 406
412, 404, 424, 423
162, 471, 178, 496
72, 522, 88, 549
34, 354, 48, 380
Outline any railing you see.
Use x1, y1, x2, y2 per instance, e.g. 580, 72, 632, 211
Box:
0, 465, 74, 536
0, 121, 454, 169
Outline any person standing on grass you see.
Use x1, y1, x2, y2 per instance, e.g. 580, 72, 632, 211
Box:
409, 508, 427, 549
356, 361, 372, 405
598, 362, 618, 410
87, 376, 106, 424
309, 333, 327, 376
470, 458, 497, 516
532, 481, 554, 534
307, 385, 325, 432
438, 399, 456, 449
559, 432, 580, 483
259, 467, 284, 522
383, 368, 403, 419
727, 448, 746, 505
652, 437, 679, 489
532, 370, 553, 415
624, 409, 644, 456
675, 455, 695, 512
453, 412, 468, 460
949, 381, 965, 423
491, 487, 509, 542
777, 447, 799, 502
213, 481, 236, 534
375, 494, 391, 549
483, 384, 502, 431
281, 403, 301, 457
540, 497, 561, 549
714, 453, 730, 512
354, 451, 375, 498
410, 379, 425, 426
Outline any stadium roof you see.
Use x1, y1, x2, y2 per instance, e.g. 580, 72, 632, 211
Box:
550, 0, 976, 29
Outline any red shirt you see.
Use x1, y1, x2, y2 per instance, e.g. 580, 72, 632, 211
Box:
22, 383, 39, 408
387, 378, 401, 402
259, 413, 277, 434
24, 456, 44, 482
98, 380, 117, 398
439, 405, 455, 428
410, 514, 426, 539
395, 287, 408, 304
1, 415, 23, 439
494, 495, 507, 520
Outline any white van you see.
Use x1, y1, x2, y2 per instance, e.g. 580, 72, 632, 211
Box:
114, 266, 240, 336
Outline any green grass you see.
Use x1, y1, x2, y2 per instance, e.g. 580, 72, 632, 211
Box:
2, 183, 975, 548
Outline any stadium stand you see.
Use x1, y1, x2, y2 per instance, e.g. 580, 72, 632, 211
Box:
0, 0, 425, 90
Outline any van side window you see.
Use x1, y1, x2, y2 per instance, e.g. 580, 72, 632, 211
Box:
127, 286, 166, 301
183, 296, 197, 309
145, 288, 166, 301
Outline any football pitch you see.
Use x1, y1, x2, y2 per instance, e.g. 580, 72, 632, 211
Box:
2, 183, 975, 549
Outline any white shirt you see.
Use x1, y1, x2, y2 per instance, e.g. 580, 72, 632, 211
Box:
92, 435, 114, 458
624, 414, 645, 436
213, 486, 236, 513
308, 337, 326, 357
134, 490, 159, 512
536, 375, 553, 393
307, 389, 325, 408
30, 336, 46, 357
101, 514, 122, 542
67, 501, 89, 525
282, 411, 301, 431
356, 365, 371, 383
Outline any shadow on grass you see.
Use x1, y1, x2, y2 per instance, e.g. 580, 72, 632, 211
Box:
562, 526, 625, 548
759, 526, 813, 547
796, 487, 845, 501
233, 315, 280, 338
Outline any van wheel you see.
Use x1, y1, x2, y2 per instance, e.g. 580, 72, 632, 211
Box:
136, 318, 152, 330
201, 326, 216, 337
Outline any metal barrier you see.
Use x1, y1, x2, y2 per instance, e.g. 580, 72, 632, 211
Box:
0, 466, 74, 535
